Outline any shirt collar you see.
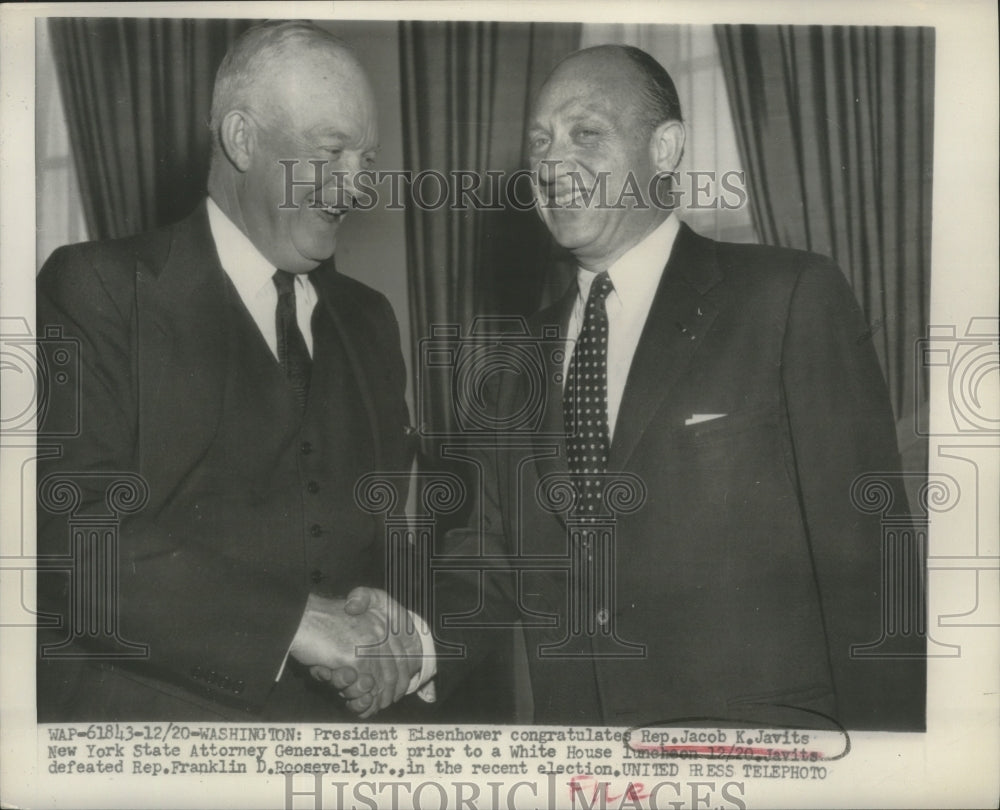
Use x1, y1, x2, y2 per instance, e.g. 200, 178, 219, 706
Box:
206, 196, 279, 302
206, 196, 317, 309
575, 214, 681, 309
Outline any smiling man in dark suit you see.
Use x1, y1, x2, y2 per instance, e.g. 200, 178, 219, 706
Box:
345, 43, 924, 729
36, 21, 428, 721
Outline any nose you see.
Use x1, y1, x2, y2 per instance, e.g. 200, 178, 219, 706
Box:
340, 151, 366, 187
536, 156, 559, 188
324, 154, 366, 208
535, 150, 577, 198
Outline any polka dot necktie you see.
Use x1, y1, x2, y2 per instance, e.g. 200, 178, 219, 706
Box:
273, 269, 312, 411
564, 272, 614, 517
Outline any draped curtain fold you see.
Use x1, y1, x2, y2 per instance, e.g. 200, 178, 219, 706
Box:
399, 21, 581, 441
398, 23, 579, 720
48, 18, 252, 240
715, 25, 934, 423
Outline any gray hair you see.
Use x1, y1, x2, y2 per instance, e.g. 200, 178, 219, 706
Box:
209, 20, 352, 149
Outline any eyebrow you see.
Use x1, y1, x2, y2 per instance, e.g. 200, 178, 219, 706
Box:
305, 128, 380, 154
307, 128, 349, 141
528, 109, 615, 133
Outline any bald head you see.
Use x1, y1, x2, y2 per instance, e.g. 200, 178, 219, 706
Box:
540, 45, 683, 137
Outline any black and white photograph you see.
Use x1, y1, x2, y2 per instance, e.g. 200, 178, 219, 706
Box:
1, 1, 997, 808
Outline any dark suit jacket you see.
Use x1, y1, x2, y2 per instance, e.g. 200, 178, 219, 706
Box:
435, 223, 925, 730
36, 203, 411, 720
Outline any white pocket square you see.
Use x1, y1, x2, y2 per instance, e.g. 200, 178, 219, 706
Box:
684, 413, 727, 426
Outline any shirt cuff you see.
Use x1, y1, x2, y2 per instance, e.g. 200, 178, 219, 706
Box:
406, 609, 437, 702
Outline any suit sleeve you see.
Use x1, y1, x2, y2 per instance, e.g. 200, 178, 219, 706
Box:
781, 260, 925, 730
426, 380, 522, 706
36, 246, 307, 711
369, 292, 422, 609
377, 293, 416, 474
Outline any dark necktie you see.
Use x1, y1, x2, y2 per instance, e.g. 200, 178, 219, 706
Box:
272, 269, 311, 411
564, 272, 614, 518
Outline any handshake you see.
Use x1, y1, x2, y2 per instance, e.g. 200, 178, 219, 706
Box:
288, 587, 430, 719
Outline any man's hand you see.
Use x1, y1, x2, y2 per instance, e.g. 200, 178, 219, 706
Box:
289, 589, 421, 719
309, 664, 380, 717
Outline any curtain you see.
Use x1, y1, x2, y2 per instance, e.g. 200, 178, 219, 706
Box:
580, 24, 757, 244
715, 25, 934, 423
399, 21, 581, 443
48, 18, 252, 240
398, 20, 580, 722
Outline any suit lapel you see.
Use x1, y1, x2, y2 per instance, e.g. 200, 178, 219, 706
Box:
528, 226, 727, 520
136, 207, 385, 499
609, 223, 724, 470
309, 264, 383, 466
136, 203, 230, 503
530, 283, 577, 524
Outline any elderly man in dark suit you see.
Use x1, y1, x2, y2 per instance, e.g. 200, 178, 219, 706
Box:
345, 44, 925, 730
36, 21, 427, 721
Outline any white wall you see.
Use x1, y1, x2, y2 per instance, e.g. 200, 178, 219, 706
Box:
35, 21, 88, 270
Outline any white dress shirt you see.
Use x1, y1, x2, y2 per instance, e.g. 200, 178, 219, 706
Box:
206, 197, 434, 699
423, 216, 683, 692
563, 214, 681, 439
206, 197, 318, 357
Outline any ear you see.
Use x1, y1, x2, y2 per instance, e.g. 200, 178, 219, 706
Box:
650, 120, 686, 173
218, 110, 255, 173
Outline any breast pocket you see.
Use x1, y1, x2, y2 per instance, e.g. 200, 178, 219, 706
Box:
674, 404, 779, 447
661, 404, 797, 551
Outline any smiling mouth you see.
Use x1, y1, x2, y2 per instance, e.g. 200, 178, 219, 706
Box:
312, 203, 348, 223
547, 194, 589, 212
543, 188, 592, 209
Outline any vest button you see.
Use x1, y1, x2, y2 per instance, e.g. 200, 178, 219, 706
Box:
300, 441, 313, 455
306, 481, 319, 494
310, 569, 324, 584
309, 523, 323, 537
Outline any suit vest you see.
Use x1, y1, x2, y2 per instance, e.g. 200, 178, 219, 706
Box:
180, 275, 385, 596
